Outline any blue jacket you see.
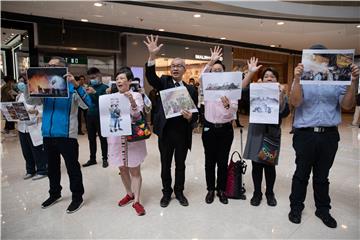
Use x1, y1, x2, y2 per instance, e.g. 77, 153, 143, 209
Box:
26, 83, 93, 139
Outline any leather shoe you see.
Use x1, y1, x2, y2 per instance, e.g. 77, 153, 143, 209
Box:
250, 195, 262, 206
288, 210, 302, 224
315, 211, 337, 228
205, 191, 215, 204
175, 193, 189, 206
102, 160, 109, 168
217, 191, 228, 204
160, 195, 171, 208
266, 194, 277, 207
82, 160, 96, 167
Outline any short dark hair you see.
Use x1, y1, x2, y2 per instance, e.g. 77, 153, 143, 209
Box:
3, 75, 15, 83
75, 76, 80, 81
212, 60, 226, 71
50, 56, 67, 67
87, 67, 101, 75
261, 67, 279, 81
79, 75, 85, 79
116, 66, 134, 81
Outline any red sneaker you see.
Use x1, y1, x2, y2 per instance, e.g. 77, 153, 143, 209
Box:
132, 202, 146, 216
118, 194, 134, 207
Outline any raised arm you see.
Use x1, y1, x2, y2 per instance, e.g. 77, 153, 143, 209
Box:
144, 35, 164, 90
242, 57, 262, 88
290, 63, 304, 107
340, 64, 359, 110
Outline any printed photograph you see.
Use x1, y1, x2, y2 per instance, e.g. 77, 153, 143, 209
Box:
1, 102, 30, 122
160, 86, 198, 119
27, 67, 69, 97
99, 93, 132, 137
202, 72, 243, 101
249, 83, 279, 124
301, 49, 354, 85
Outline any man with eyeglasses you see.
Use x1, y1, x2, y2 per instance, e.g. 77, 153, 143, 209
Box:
144, 35, 198, 208
25, 56, 93, 214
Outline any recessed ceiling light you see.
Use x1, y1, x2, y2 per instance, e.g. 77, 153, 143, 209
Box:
11, 33, 14, 36
220, 37, 226, 40
270, 45, 276, 47
357, 25, 360, 28
94, 15, 103, 18
71, 48, 78, 50
94, 2, 103, 7
185, 47, 190, 50
193, 14, 201, 18
81, 19, 89, 22
158, 29, 165, 32
277, 21, 285, 25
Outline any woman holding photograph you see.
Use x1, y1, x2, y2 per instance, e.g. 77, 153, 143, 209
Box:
243, 67, 290, 207
200, 46, 260, 204
107, 67, 147, 216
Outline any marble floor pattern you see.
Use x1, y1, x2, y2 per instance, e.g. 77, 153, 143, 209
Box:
1, 114, 359, 239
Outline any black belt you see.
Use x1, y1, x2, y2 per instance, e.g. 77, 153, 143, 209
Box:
204, 120, 232, 128
296, 126, 337, 133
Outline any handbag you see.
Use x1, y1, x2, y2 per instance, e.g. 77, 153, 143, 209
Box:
258, 126, 280, 166
126, 112, 152, 142
225, 151, 247, 199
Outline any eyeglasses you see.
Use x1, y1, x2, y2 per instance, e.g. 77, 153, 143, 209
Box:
170, 64, 185, 69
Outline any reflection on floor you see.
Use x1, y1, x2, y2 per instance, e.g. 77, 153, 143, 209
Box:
1, 114, 359, 239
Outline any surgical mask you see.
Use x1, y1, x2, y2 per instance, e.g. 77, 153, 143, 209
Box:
17, 82, 26, 92
90, 79, 99, 86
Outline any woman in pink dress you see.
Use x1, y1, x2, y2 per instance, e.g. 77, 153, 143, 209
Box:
107, 67, 147, 216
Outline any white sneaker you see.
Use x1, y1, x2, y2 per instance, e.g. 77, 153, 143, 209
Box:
23, 174, 34, 180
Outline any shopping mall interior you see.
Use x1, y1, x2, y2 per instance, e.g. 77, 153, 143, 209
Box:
1, 1, 359, 239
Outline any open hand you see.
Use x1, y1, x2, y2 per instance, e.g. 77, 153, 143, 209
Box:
144, 35, 164, 60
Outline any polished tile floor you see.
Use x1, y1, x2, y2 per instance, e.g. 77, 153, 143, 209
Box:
1, 114, 359, 239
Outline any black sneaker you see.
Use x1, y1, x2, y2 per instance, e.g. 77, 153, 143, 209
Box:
160, 195, 171, 208
315, 211, 337, 228
266, 194, 277, 207
102, 160, 109, 168
288, 210, 302, 224
82, 160, 97, 167
175, 193, 189, 206
250, 194, 262, 206
41, 196, 62, 209
66, 199, 84, 214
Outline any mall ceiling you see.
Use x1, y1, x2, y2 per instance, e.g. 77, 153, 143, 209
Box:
1, 1, 360, 54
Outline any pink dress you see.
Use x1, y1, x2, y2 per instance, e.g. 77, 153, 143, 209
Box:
107, 92, 147, 168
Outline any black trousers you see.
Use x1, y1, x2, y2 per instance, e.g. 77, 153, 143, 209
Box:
289, 129, 339, 214
158, 124, 188, 196
19, 131, 48, 175
43, 137, 84, 201
86, 115, 108, 161
202, 122, 234, 191
77, 108, 87, 133
251, 161, 276, 197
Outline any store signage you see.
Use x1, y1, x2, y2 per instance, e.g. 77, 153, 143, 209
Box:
44, 56, 88, 65
195, 54, 211, 60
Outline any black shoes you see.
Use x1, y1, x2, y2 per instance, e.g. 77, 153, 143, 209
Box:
266, 194, 277, 207
82, 160, 97, 167
160, 195, 171, 208
66, 199, 84, 214
102, 160, 109, 168
217, 191, 228, 204
41, 195, 62, 209
205, 191, 215, 204
250, 195, 262, 206
288, 210, 302, 224
315, 211, 337, 228
175, 193, 189, 206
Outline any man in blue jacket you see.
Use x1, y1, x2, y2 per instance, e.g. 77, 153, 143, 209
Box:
25, 56, 93, 213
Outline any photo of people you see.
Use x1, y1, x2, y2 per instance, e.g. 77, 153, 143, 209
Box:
301, 49, 354, 85
1, 102, 30, 121
249, 83, 280, 124
202, 72, 243, 101
99, 93, 131, 137
27, 67, 69, 97
159, 86, 198, 119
